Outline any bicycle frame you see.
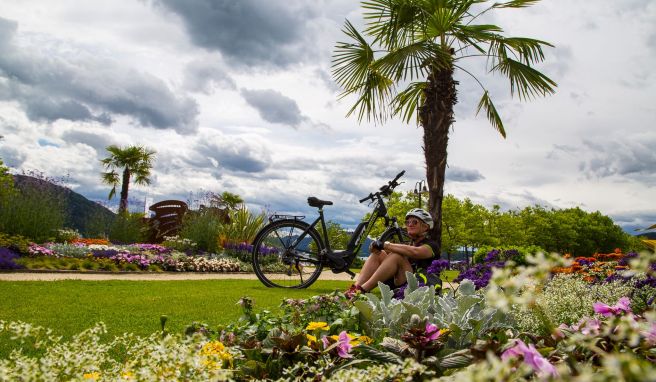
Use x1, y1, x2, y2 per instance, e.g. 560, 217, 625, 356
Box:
281, 192, 399, 262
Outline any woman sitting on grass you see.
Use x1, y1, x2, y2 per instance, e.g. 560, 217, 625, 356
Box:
345, 208, 439, 298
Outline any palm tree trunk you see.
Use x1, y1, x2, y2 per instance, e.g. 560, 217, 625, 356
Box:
119, 167, 130, 214
419, 66, 458, 256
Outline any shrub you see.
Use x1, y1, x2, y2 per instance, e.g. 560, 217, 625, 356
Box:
217, 205, 266, 244
53, 228, 81, 243
109, 212, 146, 244
0, 247, 22, 270
0, 177, 66, 242
0, 233, 31, 255
179, 210, 223, 253
472, 245, 544, 265
510, 273, 633, 335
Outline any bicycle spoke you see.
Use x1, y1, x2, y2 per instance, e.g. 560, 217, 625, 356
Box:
252, 220, 324, 288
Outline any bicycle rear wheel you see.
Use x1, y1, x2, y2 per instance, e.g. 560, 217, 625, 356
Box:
251, 219, 324, 288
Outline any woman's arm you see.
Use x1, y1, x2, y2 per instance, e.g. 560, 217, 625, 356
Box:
382, 242, 433, 259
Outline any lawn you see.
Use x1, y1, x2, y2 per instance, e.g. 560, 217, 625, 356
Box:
0, 279, 350, 347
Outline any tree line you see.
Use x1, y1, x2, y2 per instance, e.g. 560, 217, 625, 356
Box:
366, 192, 644, 259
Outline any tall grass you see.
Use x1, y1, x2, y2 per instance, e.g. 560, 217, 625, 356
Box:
179, 210, 224, 253
109, 212, 146, 244
218, 205, 266, 244
0, 171, 65, 242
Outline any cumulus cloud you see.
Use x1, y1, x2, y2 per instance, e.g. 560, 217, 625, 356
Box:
183, 58, 236, 94
156, 0, 318, 68
446, 166, 485, 182
241, 88, 306, 127
580, 137, 656, 184
193, 133, 272, 174
60, 129, 118, 153
0, 17, 199, 133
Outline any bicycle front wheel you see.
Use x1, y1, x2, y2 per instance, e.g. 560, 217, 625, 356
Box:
380, 227, 411, 245
251, 219, 325, 288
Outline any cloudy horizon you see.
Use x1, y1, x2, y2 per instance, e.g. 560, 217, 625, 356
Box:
0, 0, 654, 233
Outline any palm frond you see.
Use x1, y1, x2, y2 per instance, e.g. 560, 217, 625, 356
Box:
476, 91, 506, 137
493, 57, 557, 100
343, 71, 395, 124
101, 171, 119, 186
363, 0, 423, 49
371, 40, 433, 81
493, 0, 541, 9
333, 20, 376, 91
502, 37, 553, 63
392, 81, 426, 123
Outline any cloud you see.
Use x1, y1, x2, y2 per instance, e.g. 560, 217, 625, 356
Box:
241, 88, 306, 127
0, 16, 199, 133
156, 0, 318, 68
60, 129, 118, 153
580, 137, 656, 184
193, 133, 272, 174
182, 58, 236, 94
446, 166, 485, 182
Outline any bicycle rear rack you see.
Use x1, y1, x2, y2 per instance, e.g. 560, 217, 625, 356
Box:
269, 214, 305, 222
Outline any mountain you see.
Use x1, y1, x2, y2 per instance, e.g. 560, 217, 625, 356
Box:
12, 175, 115, 236
636, 231, 656, 240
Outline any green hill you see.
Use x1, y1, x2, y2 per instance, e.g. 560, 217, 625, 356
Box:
12, 175, 115, 237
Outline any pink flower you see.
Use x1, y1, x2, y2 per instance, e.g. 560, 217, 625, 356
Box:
642, 322, 656, 346
321, 331, 353, 358
502, 339, 558, 377
593, 296, 632, 317
425, 322, 441, 342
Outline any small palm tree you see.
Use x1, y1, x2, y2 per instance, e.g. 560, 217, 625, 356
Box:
101, 145, 156, 213
332, 0, 556, 251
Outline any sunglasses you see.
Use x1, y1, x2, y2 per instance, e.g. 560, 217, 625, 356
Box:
405, 219, 422, 226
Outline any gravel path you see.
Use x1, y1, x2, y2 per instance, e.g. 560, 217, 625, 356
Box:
0, 271, 357, 282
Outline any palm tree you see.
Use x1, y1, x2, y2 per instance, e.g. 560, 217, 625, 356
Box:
101, 145, 156, 214
332, 0, 556, 252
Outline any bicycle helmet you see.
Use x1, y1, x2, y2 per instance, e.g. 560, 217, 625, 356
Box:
405, 208, 434, 229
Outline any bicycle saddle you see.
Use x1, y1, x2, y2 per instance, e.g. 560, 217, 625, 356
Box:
307, 196, 333, 208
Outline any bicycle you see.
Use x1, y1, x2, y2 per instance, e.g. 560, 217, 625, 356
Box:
251, 171, 410, 288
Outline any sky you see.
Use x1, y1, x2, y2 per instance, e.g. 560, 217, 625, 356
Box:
0, 0, 654, 233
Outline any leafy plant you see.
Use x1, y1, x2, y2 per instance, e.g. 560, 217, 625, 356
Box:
0, 176, 66, 242
179, 210, 223, 253
218, 206, 266, 244
355, 275, 511, 348
109, 212, 146, 244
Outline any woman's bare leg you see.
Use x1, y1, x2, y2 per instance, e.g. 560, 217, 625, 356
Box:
355, 251, 388, 287
361, 253, 412, 292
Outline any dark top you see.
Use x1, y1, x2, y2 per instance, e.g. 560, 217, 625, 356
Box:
408, 236, 439, 272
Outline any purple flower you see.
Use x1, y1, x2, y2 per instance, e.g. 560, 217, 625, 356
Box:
502, 339, 558, 377
427, 259, 449, 275
593, 296, 632, 317
0, 247, 23, 270
322, 331, 353, 358
425, 322, 441, 342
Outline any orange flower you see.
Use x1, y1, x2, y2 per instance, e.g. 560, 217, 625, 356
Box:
73, 238, 110, 246
583, 276, 596, 283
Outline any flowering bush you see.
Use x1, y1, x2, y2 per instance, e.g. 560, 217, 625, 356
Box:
0, 247, 23, 270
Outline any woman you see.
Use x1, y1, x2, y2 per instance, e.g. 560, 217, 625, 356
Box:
345, 208, 439, 297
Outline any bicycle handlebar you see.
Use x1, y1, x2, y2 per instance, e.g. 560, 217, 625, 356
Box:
359, 170, 405, 203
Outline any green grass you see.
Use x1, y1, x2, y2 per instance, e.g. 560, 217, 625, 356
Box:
0, 279, 350, 341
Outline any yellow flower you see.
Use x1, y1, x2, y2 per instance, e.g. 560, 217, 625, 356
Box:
121, 371, 135, 380
355, 335, 374, 346
83, 372, 100, 380
201, 341, 233, 369
201, 340, 226, 355
306, 334, 318, 345
306, 321, 330, 331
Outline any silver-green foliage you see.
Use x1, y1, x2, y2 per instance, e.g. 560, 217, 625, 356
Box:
354, 273, 511, 348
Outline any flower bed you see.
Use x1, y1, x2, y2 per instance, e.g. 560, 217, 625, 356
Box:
2, 241, 245, 273
2, 251, 656, 381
